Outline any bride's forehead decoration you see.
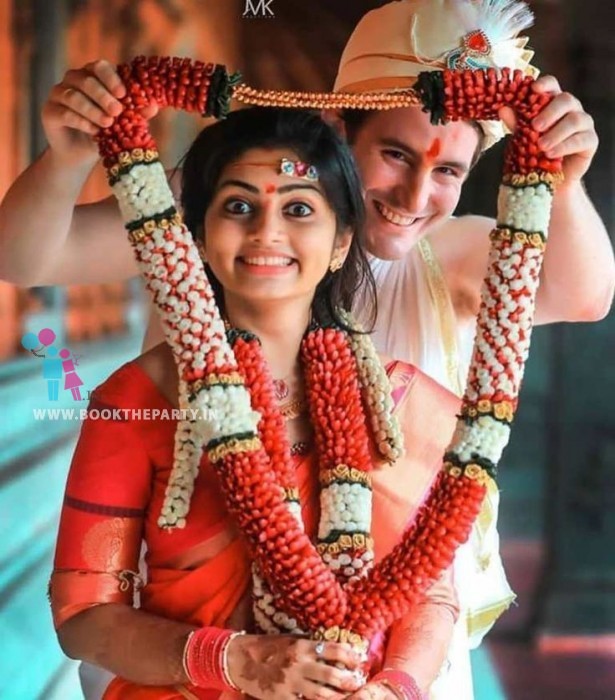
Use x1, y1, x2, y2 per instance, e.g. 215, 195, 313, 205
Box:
95, 0, 562, 648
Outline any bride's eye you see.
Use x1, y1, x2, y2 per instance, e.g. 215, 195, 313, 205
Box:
284, 202, 313, 217
223, 198, 253, 215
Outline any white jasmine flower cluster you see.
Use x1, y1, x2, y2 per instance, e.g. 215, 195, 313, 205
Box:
322, 549, 374, 581
158, 418, 201, 528
113, 162, 175, 222
497, 184, 553, 234
449, 415, 511, 464
467, 239, 542, 403
337, 309, 404, 462
189, 384, 260, 443
318, 482, 371, 539
252, 569, 304, 635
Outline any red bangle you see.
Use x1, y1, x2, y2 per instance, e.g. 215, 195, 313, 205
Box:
182, 627, 244, 691
371, 669, 423, 700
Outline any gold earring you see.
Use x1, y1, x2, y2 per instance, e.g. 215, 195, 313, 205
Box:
329, 255, 344, 273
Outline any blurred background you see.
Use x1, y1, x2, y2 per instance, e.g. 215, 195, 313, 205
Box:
0, 1, 614, 698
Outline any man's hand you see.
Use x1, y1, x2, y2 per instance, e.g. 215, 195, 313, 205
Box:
500, 74, 598, 183
41, 60, 159, 167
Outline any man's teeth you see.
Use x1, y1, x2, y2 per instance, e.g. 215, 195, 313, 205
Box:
376, 202, 416, 226
242, 256, 293, 267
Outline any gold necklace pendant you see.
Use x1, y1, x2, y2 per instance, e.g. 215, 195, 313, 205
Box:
279, 397, 307, 421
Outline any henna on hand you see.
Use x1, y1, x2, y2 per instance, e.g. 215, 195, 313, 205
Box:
226, 634, 364, 699
238, 636, 297, 692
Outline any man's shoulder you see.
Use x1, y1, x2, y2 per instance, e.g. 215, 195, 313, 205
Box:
428, 214, 494, 270
427, 215, 496, 321
429, 214, 494, 242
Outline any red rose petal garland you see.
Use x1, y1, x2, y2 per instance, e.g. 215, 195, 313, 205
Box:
97, 56, 562, 648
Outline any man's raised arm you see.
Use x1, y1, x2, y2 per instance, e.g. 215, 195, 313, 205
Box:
0, 60, 140, 286
439, 75, 614, 328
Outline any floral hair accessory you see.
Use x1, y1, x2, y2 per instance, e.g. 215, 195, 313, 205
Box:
279, 158, 319, 181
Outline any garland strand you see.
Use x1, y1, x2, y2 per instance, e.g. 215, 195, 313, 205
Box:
97, 57, 563, 648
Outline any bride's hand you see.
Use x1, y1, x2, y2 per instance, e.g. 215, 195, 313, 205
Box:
226, 634, 364, 699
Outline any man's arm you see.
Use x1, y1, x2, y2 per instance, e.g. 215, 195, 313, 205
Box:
0, 60, 141, 286
382, 569, 458, 693
0, 149, 136, 285
436, 76, 615, 326
345, 568, 458, 699
533, 177, 614, 323
525, 76, 614, 323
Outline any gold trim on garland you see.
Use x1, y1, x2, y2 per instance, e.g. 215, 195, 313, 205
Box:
319, 464, 372, 488
317, 534, 374, 556
490, 228, 546, 250
444, 462, 491, 485
191, 372, 245, 392
503, 172, 564, 189
462, 400, 515, 423
127, 213, 183, 243
316, 626, 369, 651
207, 436, 262, 463
108, 148, 160, 184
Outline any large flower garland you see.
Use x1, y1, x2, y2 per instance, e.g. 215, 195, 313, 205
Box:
96, 56, 562, 647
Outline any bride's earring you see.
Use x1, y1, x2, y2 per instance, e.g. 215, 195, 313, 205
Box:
329, 254, 344, 273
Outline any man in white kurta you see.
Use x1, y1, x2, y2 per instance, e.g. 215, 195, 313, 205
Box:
359, 241, 515, 699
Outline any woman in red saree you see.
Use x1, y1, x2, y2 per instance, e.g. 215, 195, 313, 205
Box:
50, 108, 460, 700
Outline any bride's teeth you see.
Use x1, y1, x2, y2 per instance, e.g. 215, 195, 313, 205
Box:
376, 202, 416, 226
243, 256, 292, 266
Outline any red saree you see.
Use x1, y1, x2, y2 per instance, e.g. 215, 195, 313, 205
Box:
50, 359, 460, 699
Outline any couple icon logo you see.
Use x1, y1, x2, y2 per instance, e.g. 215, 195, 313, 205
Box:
21, 327, 85, 401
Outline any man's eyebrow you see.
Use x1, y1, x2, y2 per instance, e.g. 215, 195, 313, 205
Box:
216, 180, 323, 195
379, 137, 470, 173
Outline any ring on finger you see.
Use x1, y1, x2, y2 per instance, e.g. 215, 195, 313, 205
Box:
314, 641, 325, 658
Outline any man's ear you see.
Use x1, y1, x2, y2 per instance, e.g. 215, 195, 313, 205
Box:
321, 109, 347, 139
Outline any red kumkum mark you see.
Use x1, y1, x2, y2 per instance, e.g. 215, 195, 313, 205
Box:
425, 138, 441, 162
265, 183, 276, 194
